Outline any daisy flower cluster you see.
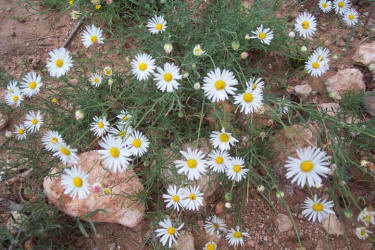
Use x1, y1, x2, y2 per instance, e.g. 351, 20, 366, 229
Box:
318, 0, 359, 27
355, 207, 375, 240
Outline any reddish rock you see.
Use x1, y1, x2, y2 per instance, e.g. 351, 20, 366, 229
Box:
352, 42, 375, 65
43, 150, 145, 228
325, 68, 365, 100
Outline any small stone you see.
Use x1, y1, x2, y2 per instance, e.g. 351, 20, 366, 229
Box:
294, 84, 312, 96
352, 42, 375, 65
364, 92, 375, 116
325, 68, 365, 100
247, 239, 256, 247
215, 201, 224, 215
275, 214, 293, 233
0, 112, 9, 130
174, 230, 195, 250
322, 214, 344, 236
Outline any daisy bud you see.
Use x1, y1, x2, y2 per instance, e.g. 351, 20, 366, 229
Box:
105, 0, 112, 4
70, 79, 78, 85
300, 46, 307, 52
164, 43, 173, 54
225, 192, 232, 201
193, 82, 201, 90
332, 54, 338, 60
92, 183, 102, 192
245, 34, 251, 40
178, 112, 184, 118
288, 31, 295, 38
183, 72, 189, 78
52, 97, 58, 104
328, 91, 335, 98
125, 56, 130, 63
231, 41, 240, 51
344, 209, 353, 219
369, 63, 375, 73
75, 110, 85, 121
276, 191, 284, 199
240, 52, 248, 59
103, 187, 112, 195
224, 202, 232, 208
257, 185, 265, 192
103, 66, 112, 76
192, 63, 197, 69
5, 130, 12, 138
360, 160, 369, 167
108, 78, 113, 86
91, 0, 99, 4
70, 10, 80, 20
259, 132, 266, 140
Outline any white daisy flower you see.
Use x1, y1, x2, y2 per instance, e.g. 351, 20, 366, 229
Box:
285, 147, 330, 188
319, 0, 332, 13
153, 62, 182, 92
14, 124, 27, 140
207, 149, 231, 173
162, 185, 184, 211
225, 157, 249, 182
46, 48, 73, 78
193, 44, 204, 56
116, 110, 132, 125
53, 142, 79, 165
155, 218, 184, 248
24, 110, 43, 133
6, 81, 19, 94
109, 124, 133, 141
174, 148, 207, 181
301, 195, 335, 222
311, 47, 330, 65
204, 215, 227, 238
5, 91, 23, 107
202, 68, 238, 102
103, 66, 112, 76
234, 87, 263, 115
305, 53, 329, 77
333, 0, 350, 15
131, 53, 156, 81
210, 128, 238, 151
203, 241, 217, 250
90, 73, 103, 87
294, 12, 317, 39
226, 226, 249, 247
250, 24, 274, 45
42, 130, 64, 152
343, 8, 359, 27
358, 207, 375, 226
90, 116, 110, 137
181, 185, 204, 211
146, 15, 167, 34
126, 130, 150, 157
61, 166, 90, 200
355, 227, 371, 240
20, 72, 43, 97
98, 135, 132, 173
246, 76, 264, 91
81, 24, 104, 48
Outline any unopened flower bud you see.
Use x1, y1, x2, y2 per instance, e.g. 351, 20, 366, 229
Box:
183, 72, 189, 78
241, 52, 249, 59
288, 31, 295, 38
300, 46, 307, 52
276, 191, 284, 199
108, 78, 113, 86
224, 202, 232, 208
5, 130, 12, 138
92, 183, 102, 192
70, 79, 78, 85
194, 82, 201, 90
245, 34, 251, 40
75, 110, 85, 120
257, 185, 265, 192
164, 43, 173, 54
232, 41, 240, 51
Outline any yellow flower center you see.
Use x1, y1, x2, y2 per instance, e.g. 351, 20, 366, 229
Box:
13, 95, 19, 102
312, 203, 323, 212
52, 98, 58, 103
215, 80, 225, 90
155, 23, 163, 31
110, 147, 120, 158
55, 59, 64, 68
138, 62, 147, 71
61, 147, 71, 156
322, 2, 327, 8
123, 116, 129, 121
206, 243, 216, 250
51, 137, 58, 144
338, 1, 344, 8
73, 177, 83, 188
219, 133, 229, 142
187, 159, 197, 168
163, 73, 173, 82
312, 61, 320, 69
300, 160, 314, 172
302, 21, 309, 29
165, 227, 175, 236
194, 48, 201, 54
31, 118, 38, 125
363, 214, 372, 222
104, 187, 111, 194
233, 164, 241, 173
234, 231, 242, 239
94, 77, 100, 83
95, 4, 101, 9
98, 121, 104, 128
243, 93, 253, 103
360, 229, 366, 236
348, 14, 354, 20
29, 81, 37, 90
189, 193, 196, 200
119, 130, 125, 138
91, 35, 98, 43
172, 195, 180, 202
215, 156, 224, 164
258, 32, 266, 39
133, 138, 142, 148
18, 129, 24, 135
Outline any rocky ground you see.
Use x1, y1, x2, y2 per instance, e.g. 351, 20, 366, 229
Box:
1, 0, 375, 249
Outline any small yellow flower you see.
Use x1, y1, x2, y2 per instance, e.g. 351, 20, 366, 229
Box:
104, 187, 112, 195
69, 0, 74, 5
52, 98, 58, 104
95, 4, 101, 9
